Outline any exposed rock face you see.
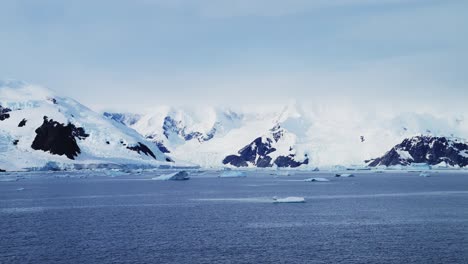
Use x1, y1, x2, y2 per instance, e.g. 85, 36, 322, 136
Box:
223, 125, 308, 168
155, 141, 170, 153
145, 134, 171, 153
127, 142, 157, 159
224, 137, 275, 167
31, 116, 89, 160
163, 116, 217, 143
103, 112, 140, 126
18, 118, 27, 127
274, 155, 308, 167
0, 105, 11, 121
368, 135, 468, 167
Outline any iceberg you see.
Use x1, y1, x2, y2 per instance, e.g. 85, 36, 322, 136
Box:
304, 177, 330, 182
219, 171, 247, 178
16, 187, 25, 191
152, 171, 190, 181
408, 163, 431, 172
419, 172, 430, 177
273, 196, 306, 203
335, 173, 354, 177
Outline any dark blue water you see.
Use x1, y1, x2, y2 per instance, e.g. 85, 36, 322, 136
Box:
1, 171, 468, 264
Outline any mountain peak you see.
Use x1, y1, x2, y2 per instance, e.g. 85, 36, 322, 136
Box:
368, 135, 468, 167
0, 80, 56, 104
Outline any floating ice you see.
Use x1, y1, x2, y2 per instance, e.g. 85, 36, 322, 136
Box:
276, 171, 293, 176
335, 173, 354, 177
219, 171, 247, 178
272, 196, 306, 203
419, 172, 430, 177
0, 177, 18, 182
152, 171, 190, 181
16, 187, 25, 191
304, 177, 330, 182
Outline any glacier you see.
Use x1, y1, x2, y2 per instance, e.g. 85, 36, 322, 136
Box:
3, 80, 468, 171
105, 102, 468, 170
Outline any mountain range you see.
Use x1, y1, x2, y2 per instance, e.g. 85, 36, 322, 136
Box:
2, 80, 468, 171
105, 102, 468, 170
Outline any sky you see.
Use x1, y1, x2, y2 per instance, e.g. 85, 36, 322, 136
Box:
0, 0, 467, 112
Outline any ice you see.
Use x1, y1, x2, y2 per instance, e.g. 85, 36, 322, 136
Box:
419, 172, 431, 177
0, 177, 18, 182
273, 196, 306, 203
219, 171, 247, 178
152, 171, 190, 181
304, 177, 330, 182
408, 163, 431, 171
276, 171, 294, 176
16, 187, 25, 191
335, 173, 354, 177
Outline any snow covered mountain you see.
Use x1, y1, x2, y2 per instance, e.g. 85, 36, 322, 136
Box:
222, 124, 309, 168
367, 136, 468, 168
4, 80, 467, 171
105, 104, 313, 168
0, 80, 179, 171
106, 103, 468, 169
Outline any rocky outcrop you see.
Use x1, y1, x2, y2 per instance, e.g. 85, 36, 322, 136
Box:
127, 142, 157, 159
368, 135, 468, 167
0, 105, 11, 121
18, 118, 27, 127
103, 112, 140, 126
163, 116, 217, 143
223, 125, 308, 168
31, 116, 89, 159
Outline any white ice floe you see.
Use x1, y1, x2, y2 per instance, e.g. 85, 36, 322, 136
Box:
219, 171, 247, 178
272, 196, 306, 203
335, 173, 354, 177
16, 187, 25, 191
419, 172, 431, 177
0, 177, 18, 182
276, 171, 294, 176
152, 171, 190, 181
304, 177, 330, 182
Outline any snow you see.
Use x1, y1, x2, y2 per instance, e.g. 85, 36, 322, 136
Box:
219, 171, 247, 178
408, 163, 431, 170
396, 150, 414, 160
4, 80, 468, 170
304, 177, 330, 182
433, 161, 449, 168
144, 104, 468, 168
272, 196, 306, 203
335, 173, 354, 177
152, 171, 190, 181
0, 80, 185, 171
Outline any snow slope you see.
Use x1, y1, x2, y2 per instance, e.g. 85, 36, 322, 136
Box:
106, 102, 468, 169
0, 80, 183, 171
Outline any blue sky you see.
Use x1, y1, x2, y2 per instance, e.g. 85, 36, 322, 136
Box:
1, 0, 467, 111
